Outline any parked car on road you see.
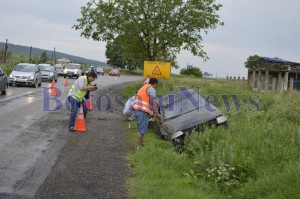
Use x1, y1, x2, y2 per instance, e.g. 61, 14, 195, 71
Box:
158, 88, 227, 145
108, 69, 120, 76
38, 64, 58, 82
0, 66, 8, 95
64, 63, 83, 78
9, 63, 42, 88
96, 67, 104, 75
54, 64, 65, 76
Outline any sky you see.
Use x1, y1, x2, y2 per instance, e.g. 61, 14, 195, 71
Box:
1, 0, 300, 78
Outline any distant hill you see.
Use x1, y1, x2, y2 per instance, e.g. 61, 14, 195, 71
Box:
0, 42, 109, 67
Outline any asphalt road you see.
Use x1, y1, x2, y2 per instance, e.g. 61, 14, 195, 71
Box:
0, 75, 141, 198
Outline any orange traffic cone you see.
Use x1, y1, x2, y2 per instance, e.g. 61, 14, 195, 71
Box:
86, 94, 93, 110
50, 79, 57, 96
74, 103, 87, 132
51, 87, 57, 96
63, 78, 68, 87
49, 79, 55, 89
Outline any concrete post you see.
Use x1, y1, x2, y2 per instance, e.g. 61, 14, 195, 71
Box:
284, 72, 288, 91
278, 72, 282, 91
233, 76, 236, 88
272, 77, 276, 92
265, 70, 269, 91
258, 71, 262, 90
226, 76, 229, 86
252, 71, 256, 89
289, 77, 294, 92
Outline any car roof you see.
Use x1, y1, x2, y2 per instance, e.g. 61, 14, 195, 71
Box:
161, 88, 221, 120
38, 64, 52, 66
67, 63, 80, 65
17, 63, 37, 66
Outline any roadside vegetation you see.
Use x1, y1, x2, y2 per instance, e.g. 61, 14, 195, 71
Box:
123, 76, 300, 199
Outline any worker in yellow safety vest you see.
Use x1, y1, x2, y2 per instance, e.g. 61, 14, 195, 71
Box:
67, 71, 97, 131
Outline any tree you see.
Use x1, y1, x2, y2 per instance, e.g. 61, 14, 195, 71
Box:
39, 51, 48, 63
244, 55, 261, 69
73, 0, 223, 69
0, 49, 12, 63
180, 65, 203, 77
105, 40, 126, 68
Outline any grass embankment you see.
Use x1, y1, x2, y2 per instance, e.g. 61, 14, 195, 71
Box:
123, 77, 300, 199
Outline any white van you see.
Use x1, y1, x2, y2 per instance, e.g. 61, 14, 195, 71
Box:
64, 63, 83, 78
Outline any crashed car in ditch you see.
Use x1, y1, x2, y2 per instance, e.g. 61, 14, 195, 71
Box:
157, 88, 227, 144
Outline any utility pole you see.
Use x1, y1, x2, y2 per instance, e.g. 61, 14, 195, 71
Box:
4, 39, 8, 63
54, 47, 56, 64
29, 46, 32, 63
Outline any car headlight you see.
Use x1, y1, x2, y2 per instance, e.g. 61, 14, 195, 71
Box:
49, 72, 54, 76
28, 76, 34, 80
9, 74, 14, 78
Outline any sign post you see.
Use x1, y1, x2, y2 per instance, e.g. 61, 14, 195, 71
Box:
143, 61, 171, 90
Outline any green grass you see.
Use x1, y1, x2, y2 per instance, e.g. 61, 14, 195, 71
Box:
123, 76, 300, 199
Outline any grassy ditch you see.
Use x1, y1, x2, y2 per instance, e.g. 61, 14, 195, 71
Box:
123, 77, 300, 199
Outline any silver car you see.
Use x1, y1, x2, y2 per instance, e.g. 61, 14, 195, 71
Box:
38, 64, 58, 82
158, 88, 227, 144
0, 66, 9, 95
96, 67, 104, 75
64, 63, 83, 79
54, 64, 65, 76
9, 63, 42, 88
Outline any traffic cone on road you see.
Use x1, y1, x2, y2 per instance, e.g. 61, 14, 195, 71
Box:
86, 94, 93, 111
74, 103, 87, 132
50, 79, 57, 96
63, 78, 68, 87
49, 78, 55, 89
51, 87, 57, 96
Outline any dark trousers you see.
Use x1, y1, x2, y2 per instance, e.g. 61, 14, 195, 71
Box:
68, 96, 87, 128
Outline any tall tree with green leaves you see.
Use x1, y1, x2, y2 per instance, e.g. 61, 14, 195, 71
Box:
244, 55, 261, 69
73, 0, 223, 69
39, 51, 48, 63
105, 40, 126, 68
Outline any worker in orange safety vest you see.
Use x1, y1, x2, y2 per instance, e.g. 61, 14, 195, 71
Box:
133, 78, 160, 149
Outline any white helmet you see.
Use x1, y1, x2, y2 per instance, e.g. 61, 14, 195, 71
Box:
91, 65, 94, 68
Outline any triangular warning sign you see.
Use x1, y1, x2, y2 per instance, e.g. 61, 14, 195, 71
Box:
151, 66, 162, 75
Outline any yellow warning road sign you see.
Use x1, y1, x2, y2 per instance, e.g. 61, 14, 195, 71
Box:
144, 61, 171, 79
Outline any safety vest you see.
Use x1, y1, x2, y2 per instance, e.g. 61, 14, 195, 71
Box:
69, 76, 89, 101
133, 84, 153, 115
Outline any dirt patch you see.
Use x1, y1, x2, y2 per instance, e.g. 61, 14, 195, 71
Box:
35, 83, 133, 199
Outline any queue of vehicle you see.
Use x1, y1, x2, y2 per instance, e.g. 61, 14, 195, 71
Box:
1, 62, 110, 95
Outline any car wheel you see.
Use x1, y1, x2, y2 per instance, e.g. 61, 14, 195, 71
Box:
1, 84, 8, 95
33, 80, 38, 88
9, 83, 12, 86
